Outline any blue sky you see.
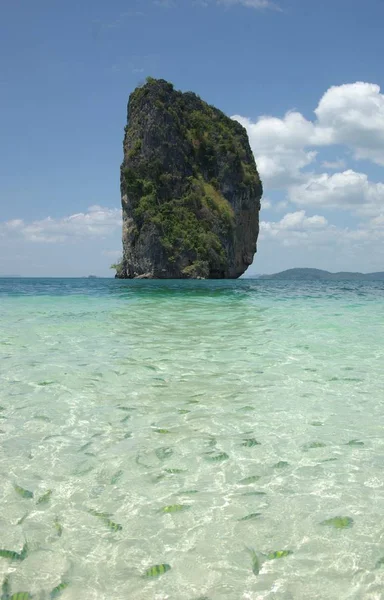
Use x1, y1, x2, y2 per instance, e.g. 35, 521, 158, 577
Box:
1, 0, 384, 276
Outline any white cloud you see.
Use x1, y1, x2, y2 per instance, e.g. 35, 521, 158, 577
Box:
261, 210, 327, 234
260, 210, 328, 248
261, 198, 272, 210
233, 112, 319, 188
235, 80, 384, 271
315, 82, 384, 166
279, 211, 328, 229
289, 170, 384, 215
259, 210, 384, 258
0, 206, 122, 243
233, 81, 384, 189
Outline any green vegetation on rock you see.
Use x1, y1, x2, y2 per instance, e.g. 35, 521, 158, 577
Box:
117, 78, 262, 279
110, 260, 124, 278
320, 516, 354, 529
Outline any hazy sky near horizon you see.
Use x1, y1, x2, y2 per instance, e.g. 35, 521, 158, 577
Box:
1, 0, 384, 276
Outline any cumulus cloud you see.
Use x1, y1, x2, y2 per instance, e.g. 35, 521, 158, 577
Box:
233, 81, 384, 189
260, 211, 330, 248
260, 210, 384, 258
261, 210, 327, 235
315, 82, 384, 165
233, 112, 319, 188
289, 170, 384, 216
278, 211, 328, 229
0, 206, 122, 243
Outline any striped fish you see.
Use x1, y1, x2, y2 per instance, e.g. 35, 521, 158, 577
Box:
303, 441, 326, 450
204, 452, 229, 462
238, 512, 261, 521
0, 549, 22, 561
14, 485, 33, 499
17, 512, 29, 525
37, 490, 52, 505
2, 576, 11, 596
78, 441, 92, 453
0, 543, 27, 562
103, 519, 122, 532
110, 470, 123, 485
19, 543, 28, 560
33, 415, 50, 422
87, 509, 112, 518
240, 475, 260, 484
155, 447, 173, 461
241, 438, 261, 447
320, 516, 353, 529
164, 468, 185, 474
246, 547, 260, 576
49, 581, 69, 598
161, 504, 190, 513
54, 517, 63, 537
143, 564, 171, 578
206, 438, 217, 448
267, 550, 293, 560
87, 509, 122, 531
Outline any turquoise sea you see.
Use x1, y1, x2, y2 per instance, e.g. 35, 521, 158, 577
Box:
1, 277, 384, 600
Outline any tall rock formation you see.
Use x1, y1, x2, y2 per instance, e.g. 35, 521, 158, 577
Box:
117, 78, 262, 279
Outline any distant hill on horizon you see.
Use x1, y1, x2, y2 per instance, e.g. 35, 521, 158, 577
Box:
259, 268, 384, 280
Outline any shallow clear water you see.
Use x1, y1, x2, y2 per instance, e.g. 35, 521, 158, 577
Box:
1, 277, 384, 600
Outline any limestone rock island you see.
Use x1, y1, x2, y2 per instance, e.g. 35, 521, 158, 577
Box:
116, 78, 262, 279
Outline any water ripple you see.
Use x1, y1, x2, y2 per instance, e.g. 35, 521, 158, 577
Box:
0, 278, 383, 598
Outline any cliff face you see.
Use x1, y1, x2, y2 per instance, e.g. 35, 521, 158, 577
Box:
118, 78, 262, 279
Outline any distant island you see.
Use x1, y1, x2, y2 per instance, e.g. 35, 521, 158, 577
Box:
259, 268, 384, 280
